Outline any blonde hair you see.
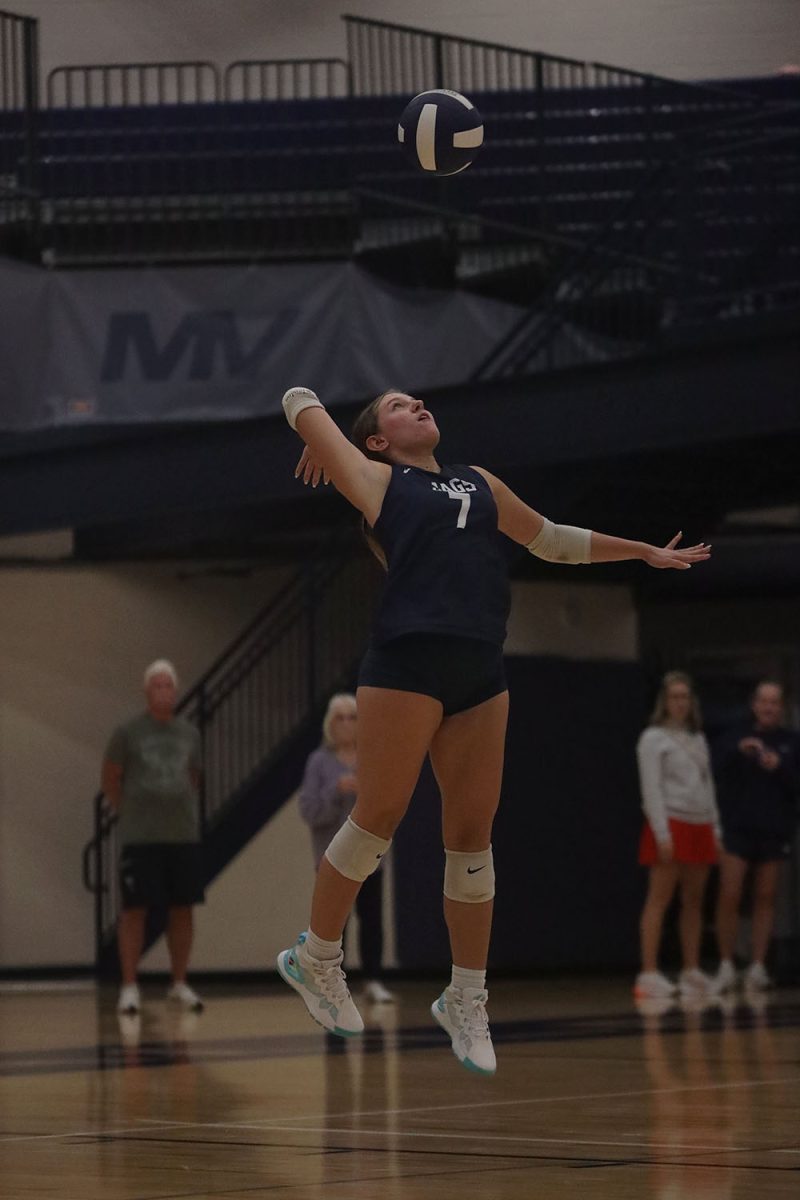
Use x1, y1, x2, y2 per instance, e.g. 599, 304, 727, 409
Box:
322, 692, 357, 748
649, 670, 703, 733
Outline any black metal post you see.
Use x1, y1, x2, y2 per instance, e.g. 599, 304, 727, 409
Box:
306, 565, 317, 710
94, 797, 105, 972
433, 34, 444, 89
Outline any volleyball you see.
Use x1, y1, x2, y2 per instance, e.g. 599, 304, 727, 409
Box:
397, 89, 484, 176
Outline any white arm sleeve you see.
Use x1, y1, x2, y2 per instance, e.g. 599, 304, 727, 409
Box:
526, 517, 592, 564
636, 731, 670, 841
282, 386, 324, 431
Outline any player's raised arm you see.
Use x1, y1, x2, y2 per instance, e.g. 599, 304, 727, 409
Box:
473, 466, 711, 570
282, 388, 390, 526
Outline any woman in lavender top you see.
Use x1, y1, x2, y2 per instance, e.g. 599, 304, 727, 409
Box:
298, 693, 393, 1003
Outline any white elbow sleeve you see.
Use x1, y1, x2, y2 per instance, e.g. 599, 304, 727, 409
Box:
282, 386, 324, 431
526, 517, 592, 564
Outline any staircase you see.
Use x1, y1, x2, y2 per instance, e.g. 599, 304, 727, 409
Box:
82, 541, 380, 975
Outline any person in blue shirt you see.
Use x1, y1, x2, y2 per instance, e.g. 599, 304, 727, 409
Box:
713, 680, 800, 992
276, 386, 710, 1074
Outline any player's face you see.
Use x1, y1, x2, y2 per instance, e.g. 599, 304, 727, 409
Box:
374, 392, 440, 458
752, 684, 783, 729
664, 681, 691, 725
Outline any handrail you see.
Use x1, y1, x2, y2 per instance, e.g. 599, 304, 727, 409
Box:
0, 7, 39, 242
471, 97, 798, 379
224, 58, 351, 101
586, 57, 760, 103
342, 13, 762, 104
345, 13, 591, 68
177, 567, 314, 707
46, 61, 220, 107
354, 185, 709, 282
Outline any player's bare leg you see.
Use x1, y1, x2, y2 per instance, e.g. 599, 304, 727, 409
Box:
428, 690, 509, 1073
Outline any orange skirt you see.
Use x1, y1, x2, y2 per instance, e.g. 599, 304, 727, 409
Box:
638, 817, 718, 866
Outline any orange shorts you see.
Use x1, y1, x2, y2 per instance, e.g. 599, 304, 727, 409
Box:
638, 818, 718, 866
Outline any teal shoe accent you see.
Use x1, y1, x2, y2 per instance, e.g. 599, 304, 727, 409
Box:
463, 1056, 496, 1076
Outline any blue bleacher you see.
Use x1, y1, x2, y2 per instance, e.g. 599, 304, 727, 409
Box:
1, 72, 795, 276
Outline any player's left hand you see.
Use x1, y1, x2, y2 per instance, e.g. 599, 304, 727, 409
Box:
295, 446, 330, 488
642, 533, 711, 570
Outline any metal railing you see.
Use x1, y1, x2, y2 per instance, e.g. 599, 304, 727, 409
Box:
47, 61, 219, 108
343, 13, 755, 106
0, 7, 39, 254
224, 58, 351, 101
39, 55, 360, 264
82, 542, 380, 967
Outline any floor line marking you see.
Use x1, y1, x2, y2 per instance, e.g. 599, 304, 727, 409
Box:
134, 1073, 800, 1130
138, 1123, 762, 1154
3, 1074, 798, 1147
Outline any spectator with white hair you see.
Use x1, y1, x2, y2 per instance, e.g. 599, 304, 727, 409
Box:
298, 693, 393, 1004
102, 659, 205, 1015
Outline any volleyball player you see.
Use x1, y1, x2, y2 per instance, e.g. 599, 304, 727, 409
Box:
276, 387, 710, 1074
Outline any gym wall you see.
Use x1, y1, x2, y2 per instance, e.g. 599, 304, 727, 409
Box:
0, 562, 288, 968
0, 571, 643, 972
9, 0, 799, 85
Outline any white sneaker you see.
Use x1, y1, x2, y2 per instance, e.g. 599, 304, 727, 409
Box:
634, 995, 675, 1019
713, 960, 738, 993
743, 962, 773, 991
277, 933, 364, 1037
117, 983, 141, 1014
432, 985, 496, 1075
363, 979, 394, 1004
633, 971, 677, 999
679, 967, 716, 996
167, 981, 204, 1011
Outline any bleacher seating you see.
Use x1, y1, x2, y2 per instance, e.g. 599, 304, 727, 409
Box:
0, 72, 796, 332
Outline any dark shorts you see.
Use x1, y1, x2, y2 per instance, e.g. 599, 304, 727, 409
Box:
119, 843, 205, 909
358, 633, 507, 716
722, 829, 793, 863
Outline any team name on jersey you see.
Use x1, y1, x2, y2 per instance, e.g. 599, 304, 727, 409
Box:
430, 478, 477, 494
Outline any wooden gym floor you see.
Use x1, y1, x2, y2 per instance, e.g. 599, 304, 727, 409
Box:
1, 977, 799, 1199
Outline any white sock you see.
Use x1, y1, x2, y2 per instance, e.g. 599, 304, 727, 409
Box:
304, 929, 342, 961
451, 965, 486, 993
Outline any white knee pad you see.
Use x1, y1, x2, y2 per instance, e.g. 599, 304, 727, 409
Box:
325, 817, 391, 883
444, 846, 495, 903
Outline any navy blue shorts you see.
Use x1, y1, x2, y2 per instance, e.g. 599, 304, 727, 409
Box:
358, 633, 507, 716
722, 829, 793, 863
119, 843, 205, 909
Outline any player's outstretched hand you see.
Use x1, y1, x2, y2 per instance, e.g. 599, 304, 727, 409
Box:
643, 532, 711, 570
294, 445, 330, 488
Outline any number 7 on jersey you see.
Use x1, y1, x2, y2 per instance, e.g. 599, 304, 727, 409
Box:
444, 483, 471, 529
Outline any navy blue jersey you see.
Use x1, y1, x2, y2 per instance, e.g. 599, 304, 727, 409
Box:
713, 722, 800, 838
370, 463, 510, 646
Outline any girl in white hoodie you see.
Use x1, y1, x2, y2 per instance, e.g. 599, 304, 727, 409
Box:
634, 671, 722, 1000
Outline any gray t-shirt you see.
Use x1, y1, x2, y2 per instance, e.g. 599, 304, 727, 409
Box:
105, 712, 202, 846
